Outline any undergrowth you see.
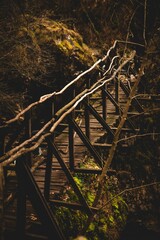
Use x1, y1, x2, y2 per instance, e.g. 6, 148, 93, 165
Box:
51, 159, 128, 240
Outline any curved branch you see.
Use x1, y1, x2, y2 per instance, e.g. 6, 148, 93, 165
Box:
0, 51, 135, 166
5, 40, 118, 126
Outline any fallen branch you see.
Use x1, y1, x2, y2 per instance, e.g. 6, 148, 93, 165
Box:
82, 63, 145, 233
5, 40, 118, 125
0, 52, 135, 166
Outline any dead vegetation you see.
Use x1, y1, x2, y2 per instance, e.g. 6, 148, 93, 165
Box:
0, 12, 97, 119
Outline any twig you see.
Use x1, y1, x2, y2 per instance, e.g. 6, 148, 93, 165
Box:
80, 1, 100, 38
99, 181, 160, 212
128, 107, 160, 119
143, 0, 147, 46
119, 40, 145, 48
123, 6, 140, 55
117, 132, 160, 144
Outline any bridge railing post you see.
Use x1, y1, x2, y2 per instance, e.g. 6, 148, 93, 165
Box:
68, 86, 75, 171
0, 164, 5, 240
84, 79, 91, 140
44, 136, 53, 201
0, 126, 5, 240
16, 99, 32, 238
44, 100, 55, 200
102, 83, 107, 121
16, 158, 27, 239
113, 44, 120, 115
115, 76, 119, 114
24, 108, 32, 167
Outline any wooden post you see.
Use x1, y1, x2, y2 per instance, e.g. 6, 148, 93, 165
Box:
68, 87, 75, 171
115, 76, 119, 114
44, 101, 55, 200
16, 158, 26, 239
84, 80, 90, 140
25, 109, 32, 167
113, 44, 119, 114
44, 139, 53, 200
69, 115, 74, 171
0, 165, 4, 240
15, 96, 31, 238
17, 158, 65, 240
0, 127, 5, 240
102, 84, 107, 121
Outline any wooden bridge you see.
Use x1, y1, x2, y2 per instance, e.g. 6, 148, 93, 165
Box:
0, 40, 148, 239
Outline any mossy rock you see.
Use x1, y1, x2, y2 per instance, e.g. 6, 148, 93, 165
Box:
13, 16, 96, 82
0, 14, 97, 118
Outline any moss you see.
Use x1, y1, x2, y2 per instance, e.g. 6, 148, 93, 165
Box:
22, 17, 96, 65
53, 168, 128, 240
11, 15, 96, 84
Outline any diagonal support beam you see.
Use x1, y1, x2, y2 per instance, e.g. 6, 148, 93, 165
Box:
16, 159, 65, 240
103, 88, 122, 113
49, 139, 93, 216
103, 89, 137, 132
84, 101, 115, 138
70, 118, 103, 167
120, 80, 144, 112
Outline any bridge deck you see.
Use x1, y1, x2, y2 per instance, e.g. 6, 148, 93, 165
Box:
0, 43, 147, 239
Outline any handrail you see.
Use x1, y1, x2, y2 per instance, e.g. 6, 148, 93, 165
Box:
0, 51, 135, 166
0, 40, 144, 239
3, 40, 118, 126
2, 40, 140, 127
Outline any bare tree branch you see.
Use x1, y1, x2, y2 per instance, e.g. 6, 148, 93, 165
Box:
117, 132, 160, 144
95, 181, 160, 217
4, 40, 118, 126
82, 64, 145, 233
0, 52, 135, 166
143, 0, 147, 46
128, 107, 160, 120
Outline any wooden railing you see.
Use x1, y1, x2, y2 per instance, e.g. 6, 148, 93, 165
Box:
0, 41, 144, 239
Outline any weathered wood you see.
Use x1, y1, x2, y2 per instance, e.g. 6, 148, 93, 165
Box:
0, 165, 5, 240
44, 140, 53, 201
50, 200, 98, 212
16, 159, 65, 240
25, 109, 32, 167
102, 84, 107, 121
16, 158, 26, 239
84, 102, 114, 139
44, 101, 55, 200
1, 45, 139, 238
68, 87, 76, 171
70, 118, 103, 167
49, 139, 93, 216
120, 79, 144, 112
104, 88, 137, 132
68, 116, 75, 171
85, 80, 91, 139
115, 76, 119, 114
0, 127, 5, 240
83, 66, 145, 233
